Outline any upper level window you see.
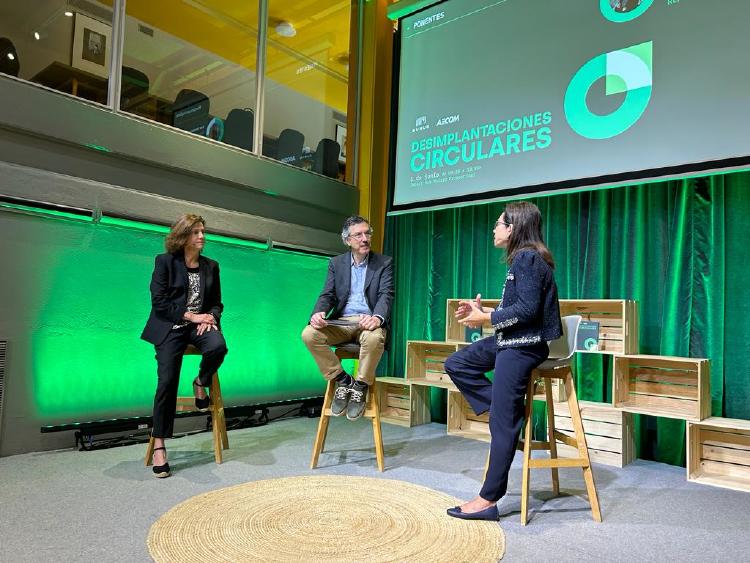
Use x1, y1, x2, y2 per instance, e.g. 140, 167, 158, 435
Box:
0, 1, 114, 105
262, 1, 353, 182
121, 1, 258, 153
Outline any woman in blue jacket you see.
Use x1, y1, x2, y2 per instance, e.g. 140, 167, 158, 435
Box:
445, 201, 562, 520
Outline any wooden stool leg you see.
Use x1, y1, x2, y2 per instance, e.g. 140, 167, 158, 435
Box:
520, 377, 535, 526
371, 387, 385, 472
310, 380, 334, 469
212, 374, 229, 450
212, 410, 223, 464
544, 378, 560, 497
565, 373, 602, 522
145, 434, 156, 466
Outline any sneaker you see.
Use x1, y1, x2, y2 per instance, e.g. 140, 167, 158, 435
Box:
346, 381, 369, 420
330, 377, 351, 416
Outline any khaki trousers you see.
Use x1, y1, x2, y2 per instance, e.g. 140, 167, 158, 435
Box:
301, 316, 386, 385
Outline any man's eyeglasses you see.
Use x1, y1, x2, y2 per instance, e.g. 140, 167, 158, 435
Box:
348, 230, 373, 240
494, 219, 512, 229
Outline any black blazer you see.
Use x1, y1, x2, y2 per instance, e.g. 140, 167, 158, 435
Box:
311, 251, 394, 328
141, 252, 224, 346
490, 249, 562, 348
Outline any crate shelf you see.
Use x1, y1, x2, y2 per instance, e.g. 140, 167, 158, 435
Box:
553, 400, 635, 468
614, 355, 710, 421
447, 390, 491, 442
375, 377, 430, 428
687, 417, 750, 493
405, 340, 467, 386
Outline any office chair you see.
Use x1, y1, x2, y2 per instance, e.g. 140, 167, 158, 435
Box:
276, 128, 305, 166
172, 89, 211, 136
223, 108, 254, 151
311, 138, 342, 178
120, 66, 149, 111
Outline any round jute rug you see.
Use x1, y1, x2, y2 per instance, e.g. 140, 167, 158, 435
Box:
148, 475, 505, 562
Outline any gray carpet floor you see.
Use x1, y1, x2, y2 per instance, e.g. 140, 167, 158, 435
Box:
1, 417, 749, 562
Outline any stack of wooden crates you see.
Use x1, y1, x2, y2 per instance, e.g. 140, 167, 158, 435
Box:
379, 298, 750, 492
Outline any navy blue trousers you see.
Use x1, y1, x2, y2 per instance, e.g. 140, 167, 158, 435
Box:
445, 336, 548, 501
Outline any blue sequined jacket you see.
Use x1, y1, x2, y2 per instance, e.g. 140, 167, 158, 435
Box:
490, 249, 562, 348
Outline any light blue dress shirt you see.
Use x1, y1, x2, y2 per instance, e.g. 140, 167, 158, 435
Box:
341, 252, 372, 317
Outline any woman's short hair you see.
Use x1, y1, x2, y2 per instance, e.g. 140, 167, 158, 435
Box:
503, 201, 555, 268
165, 213, 205, 254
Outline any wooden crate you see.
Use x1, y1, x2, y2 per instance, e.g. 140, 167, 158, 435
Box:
447, 389, 491, 442
446, 298, 639, 354
559, 299, 639, 355
553, 400, 635, 468
614, 355, 710, 421
375, 377, 430, 427
405, 340, 466, 386
687, 417, 750, 493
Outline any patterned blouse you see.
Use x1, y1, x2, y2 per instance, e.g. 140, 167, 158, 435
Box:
172, 266, 202, 329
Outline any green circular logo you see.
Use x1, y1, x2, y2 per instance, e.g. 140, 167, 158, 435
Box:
564, 41, 652, 140
584, 337, 599, 350
600, 0, 654, 23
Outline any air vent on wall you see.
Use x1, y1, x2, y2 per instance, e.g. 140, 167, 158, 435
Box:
0, 341, 6, 448
138, 24, 154, 37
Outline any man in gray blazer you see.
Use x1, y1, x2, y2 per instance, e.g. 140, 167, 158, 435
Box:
301, 215, 394, 420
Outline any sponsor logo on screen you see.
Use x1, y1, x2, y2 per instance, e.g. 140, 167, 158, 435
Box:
412, 115, 430, 133
564, 41, 652, 140
436, 115, 460, 126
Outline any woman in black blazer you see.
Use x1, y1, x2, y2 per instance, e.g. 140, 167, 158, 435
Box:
141, 213, 228, 478
445, 201, 562, 520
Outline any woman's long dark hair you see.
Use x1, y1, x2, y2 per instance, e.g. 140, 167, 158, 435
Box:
503, 201, 555, 268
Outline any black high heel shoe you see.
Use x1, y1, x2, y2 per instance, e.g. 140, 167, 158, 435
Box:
152, 446, 171, 478
193, 378, 210, 411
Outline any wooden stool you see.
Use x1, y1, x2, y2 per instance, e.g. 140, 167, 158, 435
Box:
518, 315, 601, 525
145, 345, 229, 465
310, 343, 385, 471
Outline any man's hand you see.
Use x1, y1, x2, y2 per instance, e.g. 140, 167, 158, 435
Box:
358, 315, 382, 331
196, 322, 217, 336
310, 311, 328, 329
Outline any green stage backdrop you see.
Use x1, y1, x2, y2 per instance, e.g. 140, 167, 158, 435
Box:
0, 207, 331, 425
384, 172, 750, 467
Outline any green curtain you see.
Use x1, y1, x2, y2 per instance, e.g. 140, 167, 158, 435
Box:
382, 171, 750, 467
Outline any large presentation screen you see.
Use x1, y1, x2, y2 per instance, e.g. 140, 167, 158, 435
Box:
392, 0, 750, 212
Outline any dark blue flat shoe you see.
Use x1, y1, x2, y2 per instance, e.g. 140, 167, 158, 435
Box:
446, 504, 499, 521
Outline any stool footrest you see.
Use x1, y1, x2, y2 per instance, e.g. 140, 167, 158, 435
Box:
529, 457, 589, 469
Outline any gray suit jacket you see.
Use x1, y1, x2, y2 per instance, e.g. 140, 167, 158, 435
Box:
311, 251, 394, 328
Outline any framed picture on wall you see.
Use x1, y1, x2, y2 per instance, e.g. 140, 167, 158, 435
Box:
335, 123, 347, 163
71, 13, 111, 78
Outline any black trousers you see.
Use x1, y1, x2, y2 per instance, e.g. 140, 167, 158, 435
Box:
152, 324, 228, 438
445, 336, 548, 502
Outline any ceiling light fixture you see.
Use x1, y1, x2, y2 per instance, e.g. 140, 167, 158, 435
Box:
275, 21, 296, 38
64, 11, 74, 17
34, 31, 41, 40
